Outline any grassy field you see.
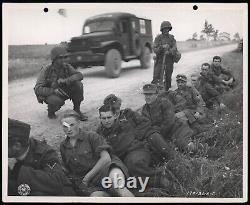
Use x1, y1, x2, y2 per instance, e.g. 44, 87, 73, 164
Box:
136, 49, 243, 197
8, 40, 233, 81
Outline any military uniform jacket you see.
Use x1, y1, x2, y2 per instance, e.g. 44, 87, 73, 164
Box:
34, 63, 83, 98
8, 138, 75, 196
175, 86, 205, 113
60, 130, 111, 185
141, 97, 176, 137
153, 33, 177, 59
197, 73, 221, 104
96, 119, 146, 160
210, 63, 233, 78
118, 108, 152, 141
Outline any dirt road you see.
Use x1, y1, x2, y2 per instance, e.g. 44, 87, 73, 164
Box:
8, 44, 237, 148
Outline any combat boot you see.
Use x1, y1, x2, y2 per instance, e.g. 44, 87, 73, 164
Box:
48, 112, 57, 119
73, 104, 88, 121
47, 104, 58, 119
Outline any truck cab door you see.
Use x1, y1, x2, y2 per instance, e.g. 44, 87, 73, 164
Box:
118, 19, 132, 56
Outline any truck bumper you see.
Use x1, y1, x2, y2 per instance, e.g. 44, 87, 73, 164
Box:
65, 51, 105, 65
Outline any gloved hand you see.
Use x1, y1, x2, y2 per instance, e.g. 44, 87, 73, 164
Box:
219, 103, 226, 109
57, 78, 66, 85
194, 112, 200, 119
162, 44, 170, 49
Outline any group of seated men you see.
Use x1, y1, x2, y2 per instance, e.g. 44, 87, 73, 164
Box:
8, 55, 235, 197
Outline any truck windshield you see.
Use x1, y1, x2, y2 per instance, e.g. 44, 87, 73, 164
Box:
83, 20, 115, 33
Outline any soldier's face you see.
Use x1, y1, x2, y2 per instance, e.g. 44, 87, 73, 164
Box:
144, 93, 158, 104
162, 28, 170, 35
213, 59, 221, 67
100, 111, 116, 128
201, 65, 209, 75
191, 76, 198, 86
61, 117, 81, 138
177, 80, 187, 89
8, 141, 24, 158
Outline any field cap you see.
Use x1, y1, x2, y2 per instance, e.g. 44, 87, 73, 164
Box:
103, 94, 122, 108
176, 74, 187, 82
61, 110, 81, 121
143, 84, 158, 94
8, 118, 31, 141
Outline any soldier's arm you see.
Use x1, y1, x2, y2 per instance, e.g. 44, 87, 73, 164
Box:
153, 35, 163, 55
205, 83, 222, 104
83, 133, 111, 183
191, 87, 206, 113
17, 149, 74, 196
160, 98, 176, 135
126, 109, 152, 140
173, 93, 187, 112
64, 64, 84, 84
221, 66, 234, 79
169, 36, 177, 54
34, 66, 54, 97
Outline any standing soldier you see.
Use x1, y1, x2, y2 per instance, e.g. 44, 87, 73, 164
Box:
8, 118, 75, 196
34, 45, 88, 121
151, 21, 181, 91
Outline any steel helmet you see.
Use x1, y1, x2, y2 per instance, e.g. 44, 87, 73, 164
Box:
160, 21, 172, 31
50, 46, 68, 61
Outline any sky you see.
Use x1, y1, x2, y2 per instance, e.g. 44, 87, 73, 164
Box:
3, 3, 247, 45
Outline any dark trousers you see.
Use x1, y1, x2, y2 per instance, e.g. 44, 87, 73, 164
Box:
45, 81, 84, 113
147, 132, 176, 160
123, 149, 162, 188
152, 55, 174, 91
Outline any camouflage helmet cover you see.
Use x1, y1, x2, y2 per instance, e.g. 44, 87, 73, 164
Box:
50, 46, 68, 61
160, 21, 172, 31
103, 94, 122, 109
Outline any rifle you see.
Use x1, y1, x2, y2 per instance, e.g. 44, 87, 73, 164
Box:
160, 49, 170, 90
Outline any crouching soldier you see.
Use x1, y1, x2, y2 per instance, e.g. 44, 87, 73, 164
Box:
141, 83, 196, 153
174, 74, 209, 135
210, 55, 236, 92
34, 46, 87, 121
103, 94, 176, 162
192, 63, 226, 110
97, 104, 173, 192
59, 110, 134, 197
8, 118, 75, 196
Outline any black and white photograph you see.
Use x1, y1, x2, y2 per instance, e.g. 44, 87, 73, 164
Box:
2, 2, 248, 203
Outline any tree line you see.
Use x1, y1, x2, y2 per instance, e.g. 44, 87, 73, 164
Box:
188, 20, 241, 41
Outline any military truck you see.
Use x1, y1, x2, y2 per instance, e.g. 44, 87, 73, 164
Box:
65, 12, 153, 78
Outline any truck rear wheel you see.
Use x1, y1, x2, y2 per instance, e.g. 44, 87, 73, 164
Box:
140, 46, 151, 69
105, 49, 122, 78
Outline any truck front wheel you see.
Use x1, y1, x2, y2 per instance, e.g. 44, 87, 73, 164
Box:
105, 49, 122, 78
140, 46, 151, 69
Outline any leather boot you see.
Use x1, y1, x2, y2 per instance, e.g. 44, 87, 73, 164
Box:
47, 104, 58, 119
73, 103, 88, 121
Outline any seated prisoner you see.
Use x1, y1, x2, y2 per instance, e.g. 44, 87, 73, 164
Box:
210, 55, 236, 92
174, 74, 208, 134
59, 110, 134, 197
191, 63, 226, 110
8, 118, 75, 196
103, 94, 177, 161
97, 104, 173, 191
34, 46, 87, 121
